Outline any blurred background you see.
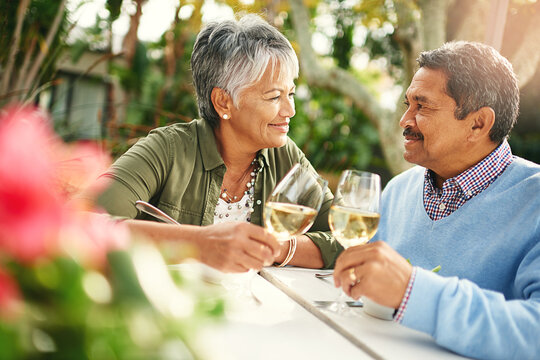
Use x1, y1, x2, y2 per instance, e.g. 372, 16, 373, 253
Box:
1, 0, 539, 188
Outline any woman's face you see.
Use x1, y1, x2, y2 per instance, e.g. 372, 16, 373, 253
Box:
228, 64, 296, 151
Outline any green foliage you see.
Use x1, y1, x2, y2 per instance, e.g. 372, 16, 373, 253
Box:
0, 0, 69, 106
0, 0, 66, 48
290, 85, 382, 174
509, 133, 540, 164
113, 42, 150, 94
1, 250, 225, 359
332, 3, 355, 69
364, 29, 403, 79
106, 0, 123, 22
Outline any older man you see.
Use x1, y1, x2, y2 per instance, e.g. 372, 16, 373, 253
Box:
334, 41, 540, 359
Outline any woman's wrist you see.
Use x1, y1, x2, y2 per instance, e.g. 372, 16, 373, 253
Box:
275, 236, 297, 267
274, 241, 290, 264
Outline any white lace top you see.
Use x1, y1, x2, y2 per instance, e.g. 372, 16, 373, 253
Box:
213, 192, 252, 224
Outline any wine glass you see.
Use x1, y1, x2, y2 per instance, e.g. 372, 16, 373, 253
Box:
328, 170, 381, 313
235, 164, 326, 306
264, 163, 328, 244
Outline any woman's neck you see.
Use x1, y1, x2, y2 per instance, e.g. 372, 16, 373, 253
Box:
214, 126, 257, 172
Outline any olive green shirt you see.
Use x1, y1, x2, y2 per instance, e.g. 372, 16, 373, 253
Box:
97, 119, 342, 268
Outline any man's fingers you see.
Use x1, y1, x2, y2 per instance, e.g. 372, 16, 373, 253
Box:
343, 263, 371, 297
334, 242, 389, 286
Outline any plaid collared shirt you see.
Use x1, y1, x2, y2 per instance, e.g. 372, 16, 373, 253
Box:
393, 140, 514, 323
423, 140, 514, 221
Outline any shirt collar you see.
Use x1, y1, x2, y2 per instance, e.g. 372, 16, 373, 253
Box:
196, 118, 271, 171
424, 140, 513, 199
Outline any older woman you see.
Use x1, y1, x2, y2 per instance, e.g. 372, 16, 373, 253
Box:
94, 15, 340, 272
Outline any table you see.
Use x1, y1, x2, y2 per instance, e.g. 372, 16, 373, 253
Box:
169, 265, 469, 360
261, 267, 468, 360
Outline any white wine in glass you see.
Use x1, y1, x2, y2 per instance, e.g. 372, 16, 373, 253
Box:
329, 170, 381, 249
264, 163, 328, 242
328, 170, 381, 313
329, 206, 380, 249
265, 202, 318, 241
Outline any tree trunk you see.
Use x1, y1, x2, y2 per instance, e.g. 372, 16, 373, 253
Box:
22, 0, 67, 102
289, 0, 411, 175
510, 9, 540, 87
0, 0, 30, 98
122, 0, 145, 67
418, 0, 450, 50
154, 5, 182, 127
451, 0, 490, 42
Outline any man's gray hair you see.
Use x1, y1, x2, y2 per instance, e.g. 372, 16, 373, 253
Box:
417, 41, 519, 143
191, 14, 299, 128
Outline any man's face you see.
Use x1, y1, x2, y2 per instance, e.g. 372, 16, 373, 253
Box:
400, 67, 472, 177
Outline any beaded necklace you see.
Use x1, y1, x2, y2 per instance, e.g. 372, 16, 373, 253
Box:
215, 160, 261, 223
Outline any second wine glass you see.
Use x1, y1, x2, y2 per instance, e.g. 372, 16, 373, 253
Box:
329, 170, 381, 248
264, 163, 328, 242
328, 170, 381, 313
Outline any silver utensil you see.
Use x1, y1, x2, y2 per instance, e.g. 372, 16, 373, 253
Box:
314, 300, 363, 307
135, 200, 180, 225
315, 272, 333, 278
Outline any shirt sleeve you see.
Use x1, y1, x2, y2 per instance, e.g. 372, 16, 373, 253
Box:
96, 127, 171, 218
401, 241, 540, 360
393, 266, 417, 323
306, 231, 343, 269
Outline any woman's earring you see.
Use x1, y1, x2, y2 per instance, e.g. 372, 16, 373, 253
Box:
222, 114, 229, 119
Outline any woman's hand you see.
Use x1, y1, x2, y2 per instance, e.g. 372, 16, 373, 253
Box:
333, 241, 412, 308
197, 222, 280, 272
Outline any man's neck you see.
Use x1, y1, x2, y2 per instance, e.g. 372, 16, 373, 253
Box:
432, 142, 500, 188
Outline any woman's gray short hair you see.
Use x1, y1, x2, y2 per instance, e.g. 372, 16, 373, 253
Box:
191, 14, 299, 128
417, 41, 519, 143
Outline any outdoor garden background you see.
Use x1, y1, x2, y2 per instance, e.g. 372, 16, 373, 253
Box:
0, 0, 539, 358
2, 0, 539, 184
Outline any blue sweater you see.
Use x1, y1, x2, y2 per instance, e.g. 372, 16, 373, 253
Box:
377, 157, 540, 359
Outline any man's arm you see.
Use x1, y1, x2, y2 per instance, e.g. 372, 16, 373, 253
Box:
402, 263, 540, 360
334, 240, 540, 359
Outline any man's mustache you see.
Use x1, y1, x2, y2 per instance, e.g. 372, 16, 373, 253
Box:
403, 127, 424, 140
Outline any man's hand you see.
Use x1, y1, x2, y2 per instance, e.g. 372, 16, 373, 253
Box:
333, 241, 412, 308
197, 222, 280, 273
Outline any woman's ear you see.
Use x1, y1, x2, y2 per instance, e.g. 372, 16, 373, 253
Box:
469, 106, 495, 142
211, 87, 233, 119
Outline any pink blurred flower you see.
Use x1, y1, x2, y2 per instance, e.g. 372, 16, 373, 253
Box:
59, 212, 130, 269
0, 106, 64, 262
55, 141, 112, 204
0, 104, 130, 265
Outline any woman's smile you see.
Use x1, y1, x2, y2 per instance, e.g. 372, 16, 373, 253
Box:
268, 120, 290, 133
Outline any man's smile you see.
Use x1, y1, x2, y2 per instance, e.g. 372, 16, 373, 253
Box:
403, 127, 424, 144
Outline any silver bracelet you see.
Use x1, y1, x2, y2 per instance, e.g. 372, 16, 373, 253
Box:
277, 236, 297, 267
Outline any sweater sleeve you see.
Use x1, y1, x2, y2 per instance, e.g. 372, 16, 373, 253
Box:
402, 239, 540, 360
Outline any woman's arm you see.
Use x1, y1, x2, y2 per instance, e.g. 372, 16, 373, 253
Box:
273, 234, 324, 268
126, 219, 280, 272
